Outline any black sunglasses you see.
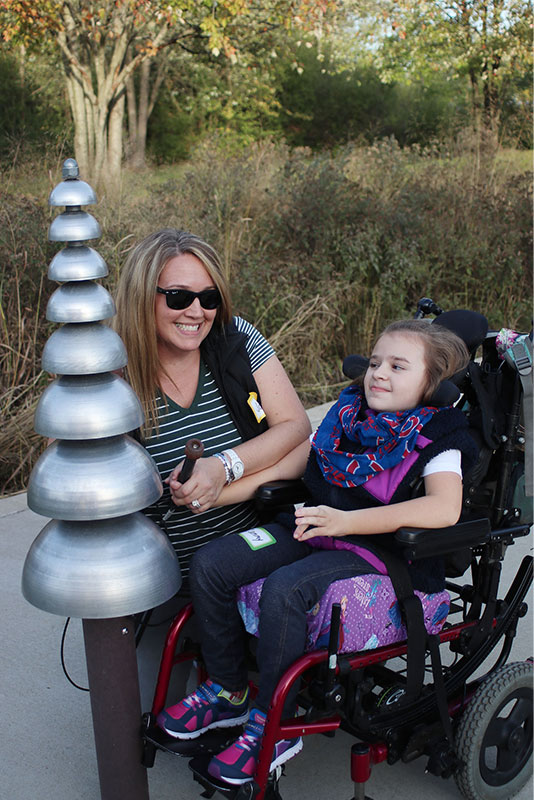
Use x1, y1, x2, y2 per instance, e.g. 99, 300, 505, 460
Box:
156, 286, 222, 310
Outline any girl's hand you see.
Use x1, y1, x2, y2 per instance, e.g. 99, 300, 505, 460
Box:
294, 505, 349, 541
166, 457, 227, 513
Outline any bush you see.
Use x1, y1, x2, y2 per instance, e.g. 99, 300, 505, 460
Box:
275, 44, 469, 149
0, 49, 71, 162
147, 86, 196, 163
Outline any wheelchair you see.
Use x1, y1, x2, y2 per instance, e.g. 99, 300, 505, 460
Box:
141, 298, 533, 800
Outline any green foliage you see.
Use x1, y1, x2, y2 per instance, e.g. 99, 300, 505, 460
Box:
147, 86, 195, 163
384, 79, 471, 145
147, 27, 530, 157
145, 37, 480, 156
498, 69, 533, 148
276, 45, 391, 146
359, 0, 533, 145
275, 42, 471, 148
147, 54, 284, 162
0, 47, 70, 159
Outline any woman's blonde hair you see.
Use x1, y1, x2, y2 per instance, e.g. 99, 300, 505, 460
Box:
376, 318, 470, 404
113, 229, 232, 436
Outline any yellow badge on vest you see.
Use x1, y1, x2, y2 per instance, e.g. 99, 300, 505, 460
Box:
247, 392, 266, 423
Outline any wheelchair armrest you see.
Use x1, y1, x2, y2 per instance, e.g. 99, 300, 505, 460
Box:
254, 479, 310, 509
395, 518, 490, 560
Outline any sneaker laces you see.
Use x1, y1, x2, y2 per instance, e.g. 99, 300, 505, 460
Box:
234, 711, 265, 752
234, 729, 261, 753
184, 682, 215, 710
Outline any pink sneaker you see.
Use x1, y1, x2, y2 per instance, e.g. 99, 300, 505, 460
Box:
208, 708, 303, 785
157, 679, 249, 740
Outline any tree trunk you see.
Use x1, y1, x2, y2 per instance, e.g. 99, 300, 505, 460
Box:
107, 93, 125, 191
468, 70, 481, 130
483, 55, 502, 136
56, 3, 178, 187
126, 69, 138, 161
66, 73, 91, 180
130, 58, 150, 169
92, 103, 109, 189
128, 56, 165, 169
64, 72, 114, 189
18, 43, 25, 85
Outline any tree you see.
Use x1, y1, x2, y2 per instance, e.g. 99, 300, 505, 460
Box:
0, 1, 339, 187
147, 49, 285, 160
351, 0, 532, 139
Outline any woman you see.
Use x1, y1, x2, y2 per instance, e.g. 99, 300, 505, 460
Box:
114, 229, 311, 584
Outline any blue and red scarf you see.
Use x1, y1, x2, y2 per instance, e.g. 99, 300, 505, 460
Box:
311, 385, 440, 489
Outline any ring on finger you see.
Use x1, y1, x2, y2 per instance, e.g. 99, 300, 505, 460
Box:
191, 499, 201, 510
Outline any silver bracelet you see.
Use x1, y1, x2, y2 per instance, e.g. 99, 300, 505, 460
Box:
213, 452, 232, 484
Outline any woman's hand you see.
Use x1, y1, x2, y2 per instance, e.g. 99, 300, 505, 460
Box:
166, 457, 227, 513
294, 505, 349, 541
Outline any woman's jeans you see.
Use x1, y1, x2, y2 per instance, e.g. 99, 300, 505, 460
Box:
188, 520, 375, 715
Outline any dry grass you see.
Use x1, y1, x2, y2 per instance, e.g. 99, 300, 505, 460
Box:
1, 136, 531, 495
0, 261, 49, 494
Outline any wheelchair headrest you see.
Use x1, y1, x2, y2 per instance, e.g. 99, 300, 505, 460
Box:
431, 309, 488, 355
429, 378, 462, 406
342, 354, 369, 380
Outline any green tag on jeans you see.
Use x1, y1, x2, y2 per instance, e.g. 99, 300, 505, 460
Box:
239, 527, 276, 550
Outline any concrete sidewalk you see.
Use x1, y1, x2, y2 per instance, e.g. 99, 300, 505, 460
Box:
1, 426, 532, 800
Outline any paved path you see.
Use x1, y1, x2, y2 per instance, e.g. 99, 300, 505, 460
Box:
1, 403, 532, 800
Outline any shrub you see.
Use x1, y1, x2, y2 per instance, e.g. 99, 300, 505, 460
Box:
0, 50, 71, 163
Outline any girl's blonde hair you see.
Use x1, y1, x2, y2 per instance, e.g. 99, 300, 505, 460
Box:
113, 229, 232, 436
376, 319, 470, 404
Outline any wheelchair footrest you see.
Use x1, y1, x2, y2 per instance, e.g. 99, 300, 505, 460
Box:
189, 756, 260, 799
144, 725, 244, 758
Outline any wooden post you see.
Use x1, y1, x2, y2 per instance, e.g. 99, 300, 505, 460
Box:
83, 617, 150, 800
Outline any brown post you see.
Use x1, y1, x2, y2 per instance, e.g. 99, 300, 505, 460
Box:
83, 617, 150, 800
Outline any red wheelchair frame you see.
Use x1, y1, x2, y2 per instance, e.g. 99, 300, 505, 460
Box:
142, 517, 532, 800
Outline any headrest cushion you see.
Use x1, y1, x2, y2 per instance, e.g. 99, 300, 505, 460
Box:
432, 309, 488, 354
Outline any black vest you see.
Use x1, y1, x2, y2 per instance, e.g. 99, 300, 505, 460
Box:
201, 321, 269, 443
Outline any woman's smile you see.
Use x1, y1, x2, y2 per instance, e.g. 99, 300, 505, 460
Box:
175, 321, 202, 333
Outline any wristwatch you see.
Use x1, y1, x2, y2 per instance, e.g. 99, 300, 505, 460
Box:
222, 449, 245, 482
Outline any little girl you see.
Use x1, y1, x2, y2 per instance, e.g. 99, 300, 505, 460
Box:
157, 319, 478, 785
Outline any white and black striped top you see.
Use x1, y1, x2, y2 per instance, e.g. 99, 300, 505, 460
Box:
143, 317, 275, 583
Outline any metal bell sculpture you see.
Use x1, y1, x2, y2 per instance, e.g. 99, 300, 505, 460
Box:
21, 159, 181, 800
23, 158, 181, 616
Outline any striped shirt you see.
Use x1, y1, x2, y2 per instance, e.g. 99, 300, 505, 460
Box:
143, 317, 275, 583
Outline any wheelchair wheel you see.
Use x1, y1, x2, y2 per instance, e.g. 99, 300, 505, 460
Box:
454, 661, 533, 800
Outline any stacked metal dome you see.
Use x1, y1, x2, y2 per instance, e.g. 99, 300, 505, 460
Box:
22, 159, 181, 618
